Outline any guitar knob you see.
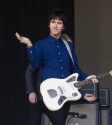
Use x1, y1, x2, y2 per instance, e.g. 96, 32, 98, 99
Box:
72, 93, 78, 96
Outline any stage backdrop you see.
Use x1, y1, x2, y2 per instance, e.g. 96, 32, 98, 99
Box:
74, 0, 112, 119
0, 0, 74, 125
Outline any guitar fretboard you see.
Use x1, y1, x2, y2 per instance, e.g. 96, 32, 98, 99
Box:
74, 72, 111, 88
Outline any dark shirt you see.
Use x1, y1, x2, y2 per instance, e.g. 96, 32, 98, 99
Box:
27, 35, 88, 82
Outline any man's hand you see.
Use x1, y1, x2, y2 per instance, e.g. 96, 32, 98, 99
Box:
29, 92, 37, 103
84, 93, 97, 102
15, 32, 33, 47
86, 75, 98, 85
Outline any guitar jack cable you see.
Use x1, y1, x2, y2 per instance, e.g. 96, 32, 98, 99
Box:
66, 112, 87, 125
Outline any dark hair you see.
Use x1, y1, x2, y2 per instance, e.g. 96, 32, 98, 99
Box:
48, 8, 67, 27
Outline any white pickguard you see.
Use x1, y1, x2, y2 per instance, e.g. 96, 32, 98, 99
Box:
40, 73, 81, 111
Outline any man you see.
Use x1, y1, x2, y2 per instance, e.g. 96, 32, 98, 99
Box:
15, 9, 98, 125
25, 34, 74, 125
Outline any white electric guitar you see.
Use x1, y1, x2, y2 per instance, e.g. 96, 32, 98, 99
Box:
40, 71, 112, 111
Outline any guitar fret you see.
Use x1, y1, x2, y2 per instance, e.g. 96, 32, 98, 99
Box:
96, 73, 110, 80
74, 80, 88, 87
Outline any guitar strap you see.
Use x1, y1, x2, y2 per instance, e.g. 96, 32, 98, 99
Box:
62, 39, 76, 69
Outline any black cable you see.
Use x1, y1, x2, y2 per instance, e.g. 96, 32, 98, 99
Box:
66, 116, 74, 125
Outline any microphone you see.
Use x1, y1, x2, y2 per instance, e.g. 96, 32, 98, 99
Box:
68, 112, 79, 117
68, 112, 87, 118
78, 114, 87, 118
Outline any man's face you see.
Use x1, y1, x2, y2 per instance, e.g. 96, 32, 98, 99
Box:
49, 18, 64, 38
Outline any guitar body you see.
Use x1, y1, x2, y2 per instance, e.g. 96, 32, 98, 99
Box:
40, 73, 81, 111
40, 70, 112, 111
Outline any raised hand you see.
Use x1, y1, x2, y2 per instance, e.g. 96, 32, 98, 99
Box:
15, 32, 33, 47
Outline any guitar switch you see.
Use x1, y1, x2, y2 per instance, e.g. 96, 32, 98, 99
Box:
72, 92, 78, 97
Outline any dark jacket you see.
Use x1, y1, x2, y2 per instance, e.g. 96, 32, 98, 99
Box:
25, 64, 42, 100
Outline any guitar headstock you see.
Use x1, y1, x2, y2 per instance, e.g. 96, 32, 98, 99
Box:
109, 71, 112, 76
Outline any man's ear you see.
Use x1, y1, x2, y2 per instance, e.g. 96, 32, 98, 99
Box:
63, 27, 65, 29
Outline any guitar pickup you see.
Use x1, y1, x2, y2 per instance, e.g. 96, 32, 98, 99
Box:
58, 96, 66, 105
47, 89, 57, 98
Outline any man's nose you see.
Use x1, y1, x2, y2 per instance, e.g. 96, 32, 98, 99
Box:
54, 23, 58, 27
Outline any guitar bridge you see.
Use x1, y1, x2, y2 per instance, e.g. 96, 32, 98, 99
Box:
58, 86, 63, 94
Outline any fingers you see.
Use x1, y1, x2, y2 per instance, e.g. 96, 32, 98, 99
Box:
15, 32, 22, 42
86, 75, 96, 79
86, 75, 98, 85
85, 93, 95, 97
29, 98, 37, 103
29, 96, 35, 103
29, 93, 37, 103
88, 98, 96, 102
91, 78, 98, 84
15, 32, 32, 46
29, 98, 35, 103
90, 96, 97, 102
89, 78, 98, 85
85, 93, 92, 96
15, 32, 21, 39
85, 94, 97, 102
15, 32, 25, 44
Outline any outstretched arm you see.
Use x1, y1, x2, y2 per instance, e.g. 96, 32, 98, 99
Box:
15, 32, 42, 69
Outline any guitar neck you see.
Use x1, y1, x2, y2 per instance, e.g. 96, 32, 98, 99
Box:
96, 72, 110, 80
74, 71, 112, 88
